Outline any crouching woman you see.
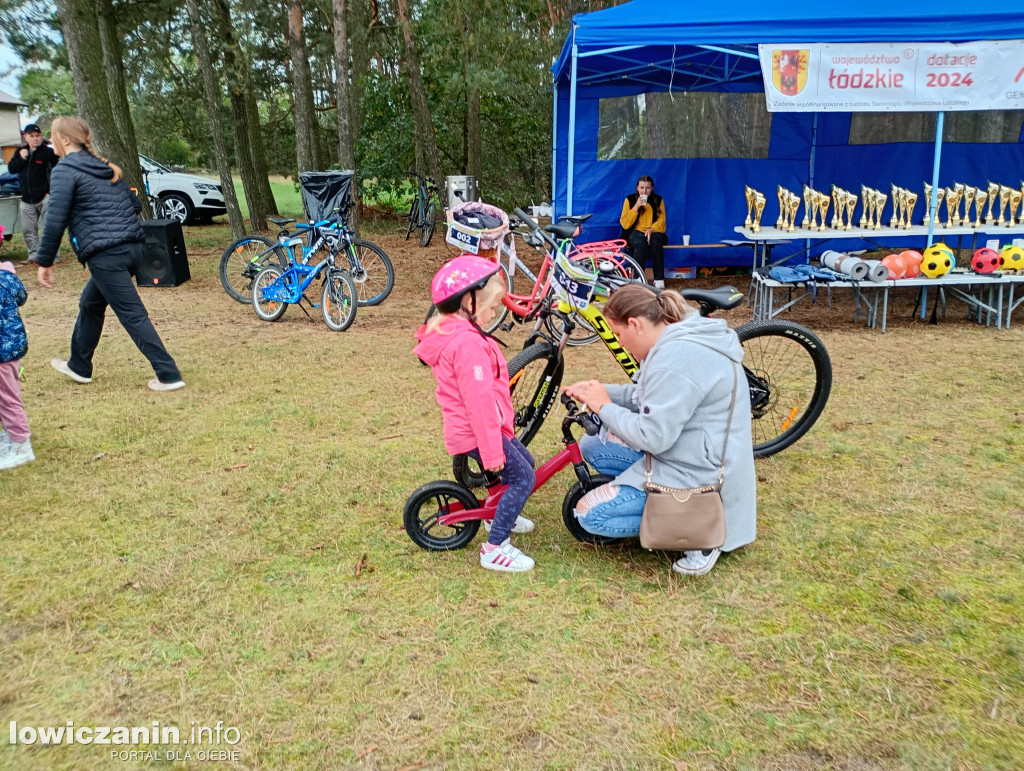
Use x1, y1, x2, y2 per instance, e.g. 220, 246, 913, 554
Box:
563, 284, 756, 575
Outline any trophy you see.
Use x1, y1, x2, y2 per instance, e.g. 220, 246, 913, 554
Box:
802, 185, 814, 228
873, 190, 887, 230
844, 190, 857, 230
951, 183, 965, 225
932, 187, 946, 225
986, 181, 1000, 224
744, 186, 755, 229
816, 191, 831, 232
996, 185, 1012, 226
1009, 188, 1023, 227
859, 185, 871, 228
752, 190, 767, 233
830, 185, 842, 229
963, 186, 977, 227
973, 189, 988, 227
787, 191, 800, 233
890, 184, 901, 228
903, 192, 917, 229
776, 185, 787, 229
944, 187, 963, 228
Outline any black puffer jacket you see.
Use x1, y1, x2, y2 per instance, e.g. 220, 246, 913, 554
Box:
35, 151, 144, 268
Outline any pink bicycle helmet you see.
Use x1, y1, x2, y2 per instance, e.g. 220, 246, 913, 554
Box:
431, 255, 501, 313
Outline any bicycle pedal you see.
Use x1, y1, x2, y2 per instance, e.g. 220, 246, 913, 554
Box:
499, 320, 516, 332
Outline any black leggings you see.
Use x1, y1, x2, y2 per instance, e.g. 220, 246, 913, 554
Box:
627, 231, 666, 281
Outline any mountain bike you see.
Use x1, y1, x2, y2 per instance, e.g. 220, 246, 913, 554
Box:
219, 210, 393, 307
251, 240, 357, 331
405, 171, 439, 247
404, 394, 617, 551
450, 208, 833, 488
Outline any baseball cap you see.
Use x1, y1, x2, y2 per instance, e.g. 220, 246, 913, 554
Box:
22, 123, 42, 134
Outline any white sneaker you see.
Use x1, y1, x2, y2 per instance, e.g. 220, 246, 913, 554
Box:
480, 539, 535, 572
0, 439, 35, 470
672, 548, 721, 576
654, 279, 665, 289
0, 430, 9, 449
483, 515, 535, 534
148, 378, 186, 392
51, 359, 92, 384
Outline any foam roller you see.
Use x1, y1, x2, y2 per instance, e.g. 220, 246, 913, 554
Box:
821, 250, 869, 280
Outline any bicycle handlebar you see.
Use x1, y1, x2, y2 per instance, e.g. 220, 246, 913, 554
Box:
557, 393, 602, 436
513, 207, 561, 251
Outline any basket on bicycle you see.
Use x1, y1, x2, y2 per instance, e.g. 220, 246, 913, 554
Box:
445, 201, 509, 259
550, 251, 600, 311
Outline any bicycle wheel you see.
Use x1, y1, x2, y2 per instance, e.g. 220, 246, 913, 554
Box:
507, 340, 564, 447
420, 197, 437, 247
545, 252, 647, 347
737, 319, 832, 458
346, 238, 395, 306
404, 480, 482, 551
251, 265, 288, 322
220, 235, 284, 303
405, 199, 419, 240
321, 269, 358, 331
562, 474, 624, 546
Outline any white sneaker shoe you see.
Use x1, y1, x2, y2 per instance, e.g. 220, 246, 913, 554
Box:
654, 279, 666, 289
480, 539, 535, 572
0, 439, 35, 470
148, 378, 186, 392
483, 515, 535, 534
672, 548, 721, 576
51, 359, 92, 384
0, 430, 9, 449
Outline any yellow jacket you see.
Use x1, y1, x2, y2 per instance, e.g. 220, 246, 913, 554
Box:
619, 195, 666, 235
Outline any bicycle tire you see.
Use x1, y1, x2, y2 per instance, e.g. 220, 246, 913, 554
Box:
405, 198, 419, 240
251, 265, 288, 322
546, 252, 648, 347
404, 480, 482, 551
420, 198, 437, 247
220, 234, 284, 303
562, 473, 624, 546
346, 238, 395, 306
321, 270, 358, 331
736, 319, 832, 458
507, 340, 564, 447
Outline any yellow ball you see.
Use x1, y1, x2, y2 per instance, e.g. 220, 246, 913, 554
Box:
921, 243, 954, 278
1000, 245, 1024, 271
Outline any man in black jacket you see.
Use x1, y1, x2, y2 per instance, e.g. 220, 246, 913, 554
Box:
7, 123, 60, 264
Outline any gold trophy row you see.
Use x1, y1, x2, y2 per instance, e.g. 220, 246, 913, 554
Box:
743, 181, 1024, 233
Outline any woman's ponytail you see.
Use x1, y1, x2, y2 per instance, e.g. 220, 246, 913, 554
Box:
50, 116, 122, 183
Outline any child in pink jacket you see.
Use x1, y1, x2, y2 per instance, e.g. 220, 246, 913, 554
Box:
414, 256, 536, 572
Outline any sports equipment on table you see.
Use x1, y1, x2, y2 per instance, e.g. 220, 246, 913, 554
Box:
971, 247, 1001, 274
921, 243, 954, 278
1000, 244, 1024, 271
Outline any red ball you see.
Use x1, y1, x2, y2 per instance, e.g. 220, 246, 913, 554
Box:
971, 247, 1001, 274
901, 250, 923, 278
880, 253, 906, 279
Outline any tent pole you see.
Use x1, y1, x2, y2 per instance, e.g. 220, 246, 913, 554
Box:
552, 82, 558, 219
567, 33, 579, 216
922, 111, 944, 319
807, 113, 818, 260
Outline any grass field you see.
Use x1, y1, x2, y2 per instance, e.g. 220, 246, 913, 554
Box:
1, 221, 1023, 770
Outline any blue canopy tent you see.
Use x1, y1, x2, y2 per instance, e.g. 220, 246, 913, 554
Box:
551, 0, 1024, 267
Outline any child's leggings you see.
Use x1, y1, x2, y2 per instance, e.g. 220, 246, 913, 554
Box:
0, 360, 30, 442
468, 437, 535, 545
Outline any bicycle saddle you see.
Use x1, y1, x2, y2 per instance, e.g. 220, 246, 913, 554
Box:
680, 286, 745, 311
544, 220, 580, 240
268, 217, 296, 226
558, 213, 593, 225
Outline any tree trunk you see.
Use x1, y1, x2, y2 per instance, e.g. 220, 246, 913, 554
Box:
185, 0, 245, 238
211, 0, 275, 229
244, 88, 279, 217
331, 0, 358, 230
464, 24, 481, 183
395, 0, 442, 182
95, 0, 150, 218
286, 0, 320, 173
347, 0, 370, 145
56, 0, 148, 211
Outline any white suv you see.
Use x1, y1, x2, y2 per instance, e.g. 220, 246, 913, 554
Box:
139, 154, 227, 224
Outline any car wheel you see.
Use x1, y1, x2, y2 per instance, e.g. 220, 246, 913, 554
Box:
159, 193, 193, 224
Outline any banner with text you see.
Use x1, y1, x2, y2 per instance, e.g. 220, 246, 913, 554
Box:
759, 41, 1024, 112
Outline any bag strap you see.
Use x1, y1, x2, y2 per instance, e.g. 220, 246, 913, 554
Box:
645, 362, 739, 487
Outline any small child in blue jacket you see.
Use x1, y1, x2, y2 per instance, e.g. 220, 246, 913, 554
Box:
0, 259, 33, 470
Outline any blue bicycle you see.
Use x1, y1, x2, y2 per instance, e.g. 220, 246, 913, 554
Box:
251, 242, 358, 331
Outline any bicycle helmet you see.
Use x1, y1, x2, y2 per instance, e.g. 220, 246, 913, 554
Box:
431, 255, 501, 314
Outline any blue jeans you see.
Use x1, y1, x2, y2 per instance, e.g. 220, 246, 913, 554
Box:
576, 433, 647, 538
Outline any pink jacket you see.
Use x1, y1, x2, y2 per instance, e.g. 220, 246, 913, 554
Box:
414, 316, 514, 469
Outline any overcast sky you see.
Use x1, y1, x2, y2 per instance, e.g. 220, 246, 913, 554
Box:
0, 42, 24, 102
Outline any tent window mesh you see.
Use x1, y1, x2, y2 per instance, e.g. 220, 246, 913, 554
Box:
598, 92, 772, 161
849, 111, 1024, 144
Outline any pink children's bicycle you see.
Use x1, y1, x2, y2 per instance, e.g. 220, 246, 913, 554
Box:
403, 394, 619, 550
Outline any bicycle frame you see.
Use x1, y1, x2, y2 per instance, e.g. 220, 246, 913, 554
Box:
262, 254, 335, 305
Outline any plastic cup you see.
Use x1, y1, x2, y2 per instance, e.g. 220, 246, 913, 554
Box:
683, 235, 691, 246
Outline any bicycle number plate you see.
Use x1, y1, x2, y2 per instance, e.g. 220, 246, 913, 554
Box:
551, 257, 596, 310
446, 226, 480, 254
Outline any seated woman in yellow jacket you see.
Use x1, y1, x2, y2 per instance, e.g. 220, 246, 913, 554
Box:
618, 175, 667, 288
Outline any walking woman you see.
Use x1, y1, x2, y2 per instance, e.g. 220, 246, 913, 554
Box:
34, 117, 184, 391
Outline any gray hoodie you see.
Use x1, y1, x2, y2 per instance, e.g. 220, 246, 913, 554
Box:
598, 314, 757, 552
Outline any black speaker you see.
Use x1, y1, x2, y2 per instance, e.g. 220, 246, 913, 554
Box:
137, 219, 191, 287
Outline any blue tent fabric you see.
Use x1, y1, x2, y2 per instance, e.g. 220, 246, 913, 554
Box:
552, 0, 1024, 267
